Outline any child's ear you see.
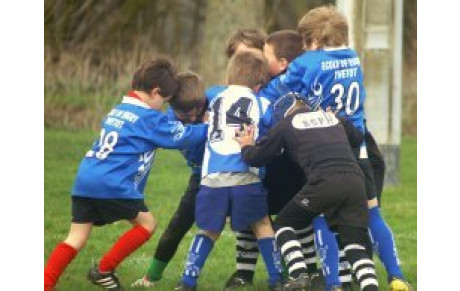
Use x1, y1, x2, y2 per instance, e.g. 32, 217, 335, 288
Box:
279, 58, 289, 71
253, 84, 262, 93
150, 87, 161, 97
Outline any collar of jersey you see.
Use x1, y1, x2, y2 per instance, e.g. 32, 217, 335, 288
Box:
122, 96, 151, 109
323, 45, 348, 51
227, 84, 253, 93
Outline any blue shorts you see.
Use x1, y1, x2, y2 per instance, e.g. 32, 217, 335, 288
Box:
195, 183, 268, 232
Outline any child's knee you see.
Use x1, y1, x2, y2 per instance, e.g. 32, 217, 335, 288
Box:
64, 235, 87, 251
200, 230, 220, 241
251, 216, 275, 238
136, 212, 158, 234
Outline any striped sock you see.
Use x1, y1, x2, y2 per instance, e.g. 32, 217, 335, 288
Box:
275, 227, 308, 279
344, 244, 378, 291
338, 246, 353, 288
296, 225, 317, 273
235, 229, 258, 280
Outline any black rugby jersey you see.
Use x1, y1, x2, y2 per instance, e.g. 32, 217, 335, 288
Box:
241, 107, 363, 184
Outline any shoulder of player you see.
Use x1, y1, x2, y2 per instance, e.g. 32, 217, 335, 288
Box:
205, 85, 227, 102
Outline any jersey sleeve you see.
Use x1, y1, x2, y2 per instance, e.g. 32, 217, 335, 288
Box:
258, 76, 290, 103
142, 114, 208, 150
241, 122, 285, 167
205, 85, 227, 102
279, 55, 307, 93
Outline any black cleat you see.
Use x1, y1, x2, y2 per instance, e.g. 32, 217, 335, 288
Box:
269, 280, 286, 291
175, 281, 197, 291
224, 271, 253, 290
87, 266, 122, 290
284, 274, 310, 291
309, 270, 325, 290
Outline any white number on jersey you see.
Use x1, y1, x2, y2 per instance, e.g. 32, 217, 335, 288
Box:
87, 129, 119, 160
331, 81, 360, 115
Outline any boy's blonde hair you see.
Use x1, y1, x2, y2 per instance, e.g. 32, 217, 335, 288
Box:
226, 51, 270, 89
170, 71, 206, 115
298, 5, 348, 49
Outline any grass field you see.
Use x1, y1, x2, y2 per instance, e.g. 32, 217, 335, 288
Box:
44, 129, 417, 290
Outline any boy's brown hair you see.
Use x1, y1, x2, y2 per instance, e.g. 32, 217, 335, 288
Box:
225, 29, 266, 59
227, 51, 270, 89
132, 57, 179, 98
265, 30, 303, 62
170, 71, 206, 116
297, 5, 349, 49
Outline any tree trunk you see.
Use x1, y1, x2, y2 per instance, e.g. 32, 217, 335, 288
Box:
199, 0, 265, 86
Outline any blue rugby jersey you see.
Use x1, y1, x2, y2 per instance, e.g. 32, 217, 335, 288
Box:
72, 96, 208, 199
202, 85, 272, 178
260, 48, 367, 133
166, 107, 205, 175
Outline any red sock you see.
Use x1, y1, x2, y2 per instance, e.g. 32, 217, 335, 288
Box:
99, 225, 151, 272
44, 242, 78, 288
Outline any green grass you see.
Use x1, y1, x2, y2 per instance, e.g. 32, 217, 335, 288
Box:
45, 130, 417, 290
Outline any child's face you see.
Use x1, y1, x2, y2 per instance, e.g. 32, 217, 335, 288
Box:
263, 43, 288, 77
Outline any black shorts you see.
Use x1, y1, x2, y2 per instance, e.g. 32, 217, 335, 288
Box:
364, 128, 385, 201
263, 152, 305, 215
71, 196, 149, 226
357, 158, 377, 200
277, 172, 368, 229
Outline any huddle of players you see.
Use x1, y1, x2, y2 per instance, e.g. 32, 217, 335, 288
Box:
44, 5, 412, 291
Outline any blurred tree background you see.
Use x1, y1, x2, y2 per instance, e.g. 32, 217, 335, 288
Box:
44, 0, 416, 135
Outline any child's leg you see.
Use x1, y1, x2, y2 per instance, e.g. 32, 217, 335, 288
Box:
234, 228, 259, 281
313, 216, 342, 289
251, 216, 283, 286
274, 201, 318, 280
146, 174, 199, 282
337, 226, 379, 291
295, 224, 317, 273
367, 199, 405, 280
98, 211, 156, 272
44, 223, 93, 289
182, 230, 219, 287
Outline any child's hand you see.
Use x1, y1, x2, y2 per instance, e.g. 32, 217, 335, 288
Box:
234, 124, 255, 147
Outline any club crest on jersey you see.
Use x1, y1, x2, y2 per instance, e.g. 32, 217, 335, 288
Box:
169, 121, 186, 141
305, 77, 323, 110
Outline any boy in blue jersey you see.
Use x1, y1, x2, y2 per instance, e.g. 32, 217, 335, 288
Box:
133, 71, 208, 287
262, 6, 412, 291
177, 51, 283, 291
44, 58, 208, 291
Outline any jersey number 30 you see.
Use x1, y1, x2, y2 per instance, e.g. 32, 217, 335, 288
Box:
331, 81, 360, 115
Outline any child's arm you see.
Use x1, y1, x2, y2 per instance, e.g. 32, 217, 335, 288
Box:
258, 56, 307, 102
337, 115, 365, 148
235, 123, 285, 167
143, 114, 208, 150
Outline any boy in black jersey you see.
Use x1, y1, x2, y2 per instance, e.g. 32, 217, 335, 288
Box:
235, 94, 378, 291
